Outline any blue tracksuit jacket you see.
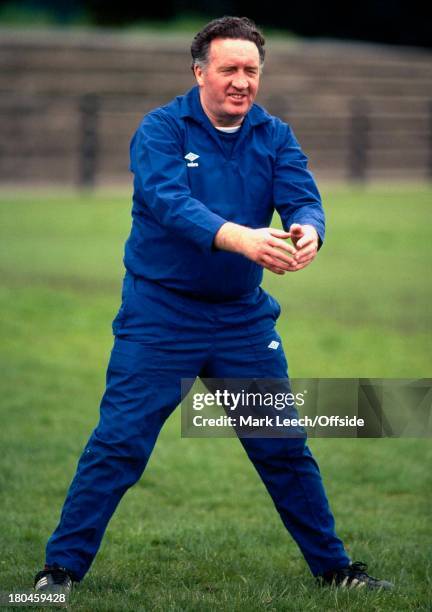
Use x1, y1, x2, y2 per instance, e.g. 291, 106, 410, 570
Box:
125, 85, 325, 301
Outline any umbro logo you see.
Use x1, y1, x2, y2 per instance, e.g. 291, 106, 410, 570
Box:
268, 341, 280, 350
185, 152, 199, 167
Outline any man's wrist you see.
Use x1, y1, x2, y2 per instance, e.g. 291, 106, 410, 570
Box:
302, 224, 318, 238
214, 222, 251, 254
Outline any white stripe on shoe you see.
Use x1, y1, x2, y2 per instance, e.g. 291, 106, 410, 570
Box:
35, 577, 48, 590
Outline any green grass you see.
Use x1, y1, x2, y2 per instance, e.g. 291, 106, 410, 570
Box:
0, 185, 431, 610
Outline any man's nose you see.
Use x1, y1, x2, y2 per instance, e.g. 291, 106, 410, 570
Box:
232, 75, 248, 90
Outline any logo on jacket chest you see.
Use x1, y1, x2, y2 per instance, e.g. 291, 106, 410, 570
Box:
185, 152, 200, 167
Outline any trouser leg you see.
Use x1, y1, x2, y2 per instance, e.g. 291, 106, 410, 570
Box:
207, 311, 350, 576
46, 337, 203, 580
238, 435, 350, 576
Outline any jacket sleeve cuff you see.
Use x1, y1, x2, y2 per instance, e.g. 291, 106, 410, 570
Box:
198, 215, 228, 252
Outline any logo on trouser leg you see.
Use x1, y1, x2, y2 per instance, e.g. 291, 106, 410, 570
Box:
268, 341, 280, 349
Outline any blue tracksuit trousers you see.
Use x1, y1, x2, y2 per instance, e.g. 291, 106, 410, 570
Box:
46, 273, 350, 580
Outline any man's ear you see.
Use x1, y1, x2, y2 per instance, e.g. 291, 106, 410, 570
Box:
194, 65, 204, 87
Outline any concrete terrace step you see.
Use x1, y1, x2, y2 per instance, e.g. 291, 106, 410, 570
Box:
0, 27, 431, 184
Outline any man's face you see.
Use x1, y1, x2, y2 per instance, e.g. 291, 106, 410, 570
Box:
194, 38, 261, 127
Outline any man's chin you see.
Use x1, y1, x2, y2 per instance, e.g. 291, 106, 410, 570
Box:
224, 102, 252, 120
227, 98, 250, 109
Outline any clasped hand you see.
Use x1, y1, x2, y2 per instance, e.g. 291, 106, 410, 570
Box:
239, 223, 319, 275
214, 222, 319, 275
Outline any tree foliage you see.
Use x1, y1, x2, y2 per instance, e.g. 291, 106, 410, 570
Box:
0, 0, 429, 48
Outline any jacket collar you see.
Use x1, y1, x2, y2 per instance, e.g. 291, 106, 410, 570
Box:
179, 85, 272, 128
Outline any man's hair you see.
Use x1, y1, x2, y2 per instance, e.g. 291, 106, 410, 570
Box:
191, 16, 265, 72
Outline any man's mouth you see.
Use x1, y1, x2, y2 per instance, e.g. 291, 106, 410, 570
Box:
228, 93, 247, 101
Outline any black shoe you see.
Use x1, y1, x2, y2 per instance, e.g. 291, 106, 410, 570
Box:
34, 566, 74, 594
318, 561, 394, 590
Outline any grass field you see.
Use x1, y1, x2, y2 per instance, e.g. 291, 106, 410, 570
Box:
0, 185, 431, 611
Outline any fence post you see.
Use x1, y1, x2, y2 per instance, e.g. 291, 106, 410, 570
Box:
428, 100, 432, 181
79, 94, 99, 188
349, 98, 369, 182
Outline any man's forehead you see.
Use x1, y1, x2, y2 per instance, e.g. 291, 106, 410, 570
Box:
208, 38, 260, 65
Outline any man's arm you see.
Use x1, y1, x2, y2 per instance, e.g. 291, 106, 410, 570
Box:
271, 122, 325, 270
130, 111, 227, 253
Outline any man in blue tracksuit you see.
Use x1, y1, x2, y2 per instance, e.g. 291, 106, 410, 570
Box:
34, 16, 392, 593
